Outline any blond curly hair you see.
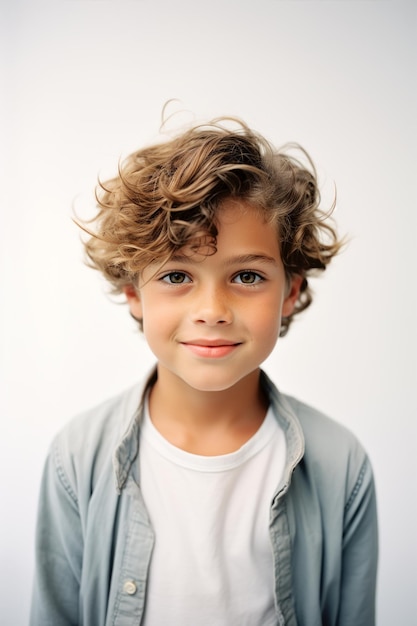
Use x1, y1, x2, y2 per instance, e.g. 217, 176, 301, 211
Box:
82, 117, 341, 336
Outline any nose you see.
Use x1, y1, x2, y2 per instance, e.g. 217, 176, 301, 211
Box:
190, 283, 233, 326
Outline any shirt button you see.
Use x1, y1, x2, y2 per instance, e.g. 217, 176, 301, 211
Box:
123, 580, 137, 595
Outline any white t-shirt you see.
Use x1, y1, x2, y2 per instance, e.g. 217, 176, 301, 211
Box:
139, 402, 286, 626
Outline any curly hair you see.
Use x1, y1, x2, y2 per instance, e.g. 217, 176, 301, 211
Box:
81, 117, 342, 336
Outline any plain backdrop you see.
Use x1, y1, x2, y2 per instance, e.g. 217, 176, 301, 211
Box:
1, 0, 416, 624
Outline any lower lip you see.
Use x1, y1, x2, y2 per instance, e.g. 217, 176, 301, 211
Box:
182, 343, 239, 358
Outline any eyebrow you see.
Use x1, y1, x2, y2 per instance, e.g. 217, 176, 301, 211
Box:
169, 253, 279, 266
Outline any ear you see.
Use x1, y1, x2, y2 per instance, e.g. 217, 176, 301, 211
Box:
282, 274, 303, 318
123, 284, 143, 320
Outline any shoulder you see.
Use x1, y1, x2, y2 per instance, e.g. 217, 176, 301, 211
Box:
263, 370, 367, 470
55, 382, 143, 451
54, 382, 143, 455
281, 394, 367, 473
49, 380, 145, 496
284, 393, 366, 463
278, 392, 375, 515
262, 370, 374, 508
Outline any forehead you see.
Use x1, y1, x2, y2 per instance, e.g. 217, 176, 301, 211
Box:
217, 197, 270, 224
216, 198, 277, 244
176, 198, 280, 263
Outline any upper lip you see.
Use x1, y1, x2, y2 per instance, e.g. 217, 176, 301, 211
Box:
181, 339, 240, 346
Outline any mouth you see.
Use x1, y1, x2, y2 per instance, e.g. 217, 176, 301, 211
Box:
180, 339, 241, 358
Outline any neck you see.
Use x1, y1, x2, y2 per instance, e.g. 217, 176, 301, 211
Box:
147, 366, 268, 454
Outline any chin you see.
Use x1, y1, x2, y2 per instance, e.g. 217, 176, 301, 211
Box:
180, 371, 257, 394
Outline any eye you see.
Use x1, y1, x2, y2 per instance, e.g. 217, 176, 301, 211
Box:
233, 271, 263, 285
161, 272, 191, 284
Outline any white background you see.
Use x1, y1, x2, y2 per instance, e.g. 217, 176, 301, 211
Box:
1, 0, 416, 624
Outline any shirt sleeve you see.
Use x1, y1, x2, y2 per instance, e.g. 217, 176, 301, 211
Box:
30, 438, 83, 626
337, 455, 379, 625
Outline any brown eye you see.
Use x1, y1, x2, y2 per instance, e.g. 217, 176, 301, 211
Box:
234, 271, 262, 285
162, 272, 190, 284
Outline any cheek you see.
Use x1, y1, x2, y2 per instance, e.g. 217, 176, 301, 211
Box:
250, 306, 282, 344
141, 299, 173, 342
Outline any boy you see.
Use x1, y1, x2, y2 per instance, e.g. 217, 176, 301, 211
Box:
30, 118, 378, 625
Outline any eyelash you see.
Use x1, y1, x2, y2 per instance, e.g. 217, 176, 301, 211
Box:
160, 271, 265, 286
232, 271, 264, 285
160, 272, 192, 285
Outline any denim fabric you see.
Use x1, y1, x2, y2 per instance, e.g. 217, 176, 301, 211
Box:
30, 369, 378, 625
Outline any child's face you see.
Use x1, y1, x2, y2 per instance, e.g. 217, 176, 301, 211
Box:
125, 198, 301, 394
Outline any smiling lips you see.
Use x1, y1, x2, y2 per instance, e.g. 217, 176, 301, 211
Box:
180, 339, 241, 358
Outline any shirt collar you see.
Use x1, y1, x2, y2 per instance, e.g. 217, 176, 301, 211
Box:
112, 367, 305, 493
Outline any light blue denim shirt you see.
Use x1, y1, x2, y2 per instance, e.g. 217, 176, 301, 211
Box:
30, 369, 378, 625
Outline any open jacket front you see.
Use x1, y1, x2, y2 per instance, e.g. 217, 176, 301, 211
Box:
30, 369, 378, 626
